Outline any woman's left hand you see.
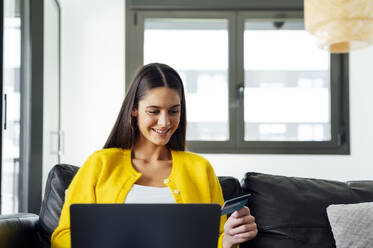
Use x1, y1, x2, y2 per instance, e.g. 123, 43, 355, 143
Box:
222, 206, 258, 248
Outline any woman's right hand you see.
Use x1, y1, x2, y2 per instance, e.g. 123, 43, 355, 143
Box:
222, 206, 258, 248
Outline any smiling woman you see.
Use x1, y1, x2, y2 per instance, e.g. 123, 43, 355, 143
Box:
50, 63, 258, 248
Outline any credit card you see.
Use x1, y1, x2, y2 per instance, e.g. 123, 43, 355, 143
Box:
221, 193, 251, 216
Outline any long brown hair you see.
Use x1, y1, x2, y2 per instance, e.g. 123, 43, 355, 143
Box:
104, 63, 186, 150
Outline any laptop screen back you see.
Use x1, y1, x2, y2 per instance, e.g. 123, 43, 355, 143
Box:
70, 204, 221, 248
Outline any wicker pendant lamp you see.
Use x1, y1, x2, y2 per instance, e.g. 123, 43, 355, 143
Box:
304, 0, 373, 53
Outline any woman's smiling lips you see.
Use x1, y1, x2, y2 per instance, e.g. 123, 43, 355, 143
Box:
152, 128, 171, 136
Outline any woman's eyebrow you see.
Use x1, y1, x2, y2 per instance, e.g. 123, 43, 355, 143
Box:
146, 104, 180, 109
170, 104, 181, 108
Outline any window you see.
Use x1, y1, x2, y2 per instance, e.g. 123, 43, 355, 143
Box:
2, 0, 22, 214
1, 0, 60, 214
125, 1, 349, 154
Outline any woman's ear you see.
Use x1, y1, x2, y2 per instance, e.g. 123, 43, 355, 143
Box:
131, 108, 138, 117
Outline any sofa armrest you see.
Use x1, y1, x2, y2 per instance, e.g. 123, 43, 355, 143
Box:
0, 213, 40, 248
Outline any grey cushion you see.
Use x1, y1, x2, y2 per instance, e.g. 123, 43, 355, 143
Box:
327, 202, 373, 248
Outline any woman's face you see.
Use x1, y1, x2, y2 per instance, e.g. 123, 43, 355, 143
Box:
132, 86, 181, 147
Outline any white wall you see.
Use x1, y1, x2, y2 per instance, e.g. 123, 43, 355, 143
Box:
43, 0, 60, 192
57, 0, 373, 184
57, 0, 125, 181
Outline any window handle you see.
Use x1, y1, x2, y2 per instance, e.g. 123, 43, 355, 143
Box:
230, 84, 245, 109
4, 94, 7, 130
231, 85, 245, 109
237, 84, 244, 102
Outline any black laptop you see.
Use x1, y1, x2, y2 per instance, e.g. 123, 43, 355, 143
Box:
70, 203, 221, 248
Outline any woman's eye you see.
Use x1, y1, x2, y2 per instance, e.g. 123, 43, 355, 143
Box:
169, 110, 179, 114
147, 110, 179, 115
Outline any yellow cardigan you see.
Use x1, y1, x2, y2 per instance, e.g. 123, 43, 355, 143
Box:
51, 148, 227, 248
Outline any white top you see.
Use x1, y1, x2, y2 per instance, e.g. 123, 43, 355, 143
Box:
124, 184, 175, 203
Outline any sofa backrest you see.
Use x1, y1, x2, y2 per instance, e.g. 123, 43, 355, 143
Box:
38, 164, 373, 248
241, 172, 373, 248
37, 164, 242, 247
0, 213, 40, 248
38, 164, 79, 248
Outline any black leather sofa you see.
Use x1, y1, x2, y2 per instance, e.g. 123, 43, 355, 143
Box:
1, 163, 373, 248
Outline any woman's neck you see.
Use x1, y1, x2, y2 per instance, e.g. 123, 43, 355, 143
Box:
132, 139, 171, 162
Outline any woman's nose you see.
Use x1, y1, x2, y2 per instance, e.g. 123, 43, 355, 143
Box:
158, 112, 171, 127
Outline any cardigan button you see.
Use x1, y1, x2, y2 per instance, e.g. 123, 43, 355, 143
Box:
174, 189, 180, 194
163, 179, 169, 184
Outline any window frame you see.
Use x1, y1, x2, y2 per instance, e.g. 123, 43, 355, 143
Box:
125, 4, 350, 155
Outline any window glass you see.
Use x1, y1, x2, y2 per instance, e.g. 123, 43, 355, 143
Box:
144, 18, 229, 141
244, 21, 331, 141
